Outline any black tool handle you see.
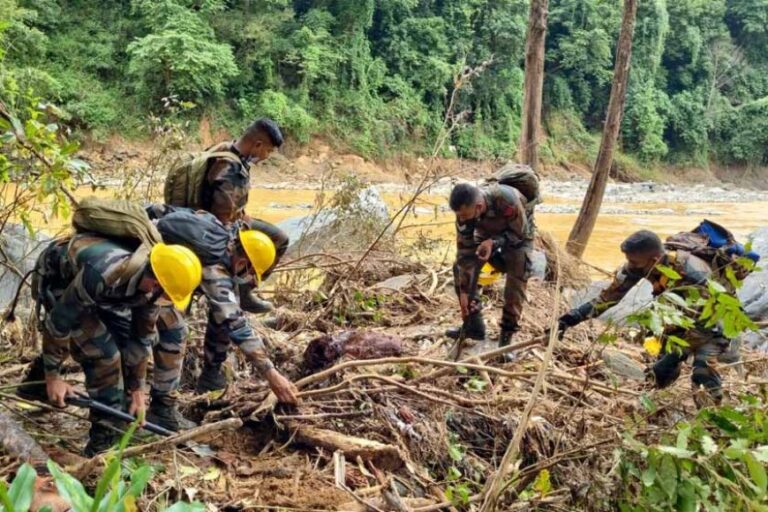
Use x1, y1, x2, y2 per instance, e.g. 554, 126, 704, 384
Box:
66, 395, 174, 437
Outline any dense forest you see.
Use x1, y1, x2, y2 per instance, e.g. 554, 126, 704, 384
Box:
2, 0, 768, 169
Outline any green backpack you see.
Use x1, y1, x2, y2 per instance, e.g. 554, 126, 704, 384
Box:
72, 197, 163, 248
486, 163, 541, 217
163, 151, 242, 209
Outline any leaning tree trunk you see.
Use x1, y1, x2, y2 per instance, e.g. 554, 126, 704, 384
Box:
566, 0, 638, 258
518, 0, 549, 173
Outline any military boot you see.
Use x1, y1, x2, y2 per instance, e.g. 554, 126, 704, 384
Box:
239, 284, 274, 314
147, 394, 197, 432
692, 365, 723, 406
195, 365, 227, 394
83, 420, 122, 457
445, 313, 486, 340
498, 329, 519, 362
16, 355, 48, 402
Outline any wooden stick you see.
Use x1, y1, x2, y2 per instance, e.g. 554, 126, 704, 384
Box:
479, 252, 562, 511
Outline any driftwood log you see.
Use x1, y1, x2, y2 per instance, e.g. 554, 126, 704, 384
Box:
0, 409, 49, 470
291, 425, 403, 471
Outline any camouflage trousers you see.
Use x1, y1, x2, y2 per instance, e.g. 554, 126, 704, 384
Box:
108, 305, 188, 400
651, 328, 731, 400
453, 241, 532, 332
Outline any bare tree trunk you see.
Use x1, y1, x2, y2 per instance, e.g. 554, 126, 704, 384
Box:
518, 0, 549, 173
566, 0, 638, 258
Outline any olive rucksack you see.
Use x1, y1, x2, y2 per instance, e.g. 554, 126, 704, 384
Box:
164, 150, 242, 209
72, 197, 163, 248
486, 163, 541, 217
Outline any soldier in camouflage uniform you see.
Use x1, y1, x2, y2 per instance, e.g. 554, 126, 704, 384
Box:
446, 182, 534, 351
201, 118, 289, 313
557, 230, 732, 403
150, 207, 298, 402
36, 234, 165, 455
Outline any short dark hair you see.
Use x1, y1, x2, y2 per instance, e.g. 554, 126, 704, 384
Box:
449, 183, 480, 211
621, 230, 663, 255
245, 118, 284, 147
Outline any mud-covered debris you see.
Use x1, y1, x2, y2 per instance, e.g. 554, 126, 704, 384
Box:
303, 330, 404, 371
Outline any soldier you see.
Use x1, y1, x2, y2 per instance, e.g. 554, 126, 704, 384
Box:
31, 234, 201, 455
445, 182, 534, 351
167, 118, 289, 313
556, 230, 734, 404
150, 207, 298, 401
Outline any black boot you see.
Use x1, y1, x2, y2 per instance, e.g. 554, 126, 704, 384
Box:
16, 355, 48, 402
239, 284, 275, 314
445, 313, 486, 340
83, 420, 123, 457
692, 365, 723, 406
498, 330, 519, 362
195, 365, 227, 394
147, 394, 197, 432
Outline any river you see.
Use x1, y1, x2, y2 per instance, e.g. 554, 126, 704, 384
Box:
243, 187, 768, 272
26, 183, 767, 273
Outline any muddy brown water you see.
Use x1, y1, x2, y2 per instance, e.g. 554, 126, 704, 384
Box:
244, 188, 767, 273
29, 186, 766, 274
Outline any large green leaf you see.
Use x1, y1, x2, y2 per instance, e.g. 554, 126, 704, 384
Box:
8, 464, 37, 512
47, 460, 94, 512
0, 480, 15, 512
658, 455, 679, 499
91, 457, 121, 512
745, 452, 768, 496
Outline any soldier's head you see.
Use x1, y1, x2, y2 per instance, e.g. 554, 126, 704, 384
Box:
237, 118, 284, 163
449, 183, 484, 223
621, 230, 665, 274
232, 229, 276, 283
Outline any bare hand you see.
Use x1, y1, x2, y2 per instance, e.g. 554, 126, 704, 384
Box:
127, 389, 147, 426
459, 293, 469, 318
265, 369, 299, 405
476, 240, 494, 262
45, 377, 75, 408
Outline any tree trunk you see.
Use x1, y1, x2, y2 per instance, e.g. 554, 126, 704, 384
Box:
518, 0, 549, 173
566, 0, 638, 258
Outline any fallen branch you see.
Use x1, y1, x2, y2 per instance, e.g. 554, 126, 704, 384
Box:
291, 425, 403, 471
0, 409, 49, 470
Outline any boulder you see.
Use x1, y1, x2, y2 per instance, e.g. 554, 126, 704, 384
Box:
567, 278, 653, 327
0, 224, 51, 311
738, 227, 768, 351
278, 185, 389, 254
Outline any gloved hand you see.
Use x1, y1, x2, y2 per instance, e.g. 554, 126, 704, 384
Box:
553, 311, 580, 339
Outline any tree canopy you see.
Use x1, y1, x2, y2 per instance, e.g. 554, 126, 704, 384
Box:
2, 0, 768, 168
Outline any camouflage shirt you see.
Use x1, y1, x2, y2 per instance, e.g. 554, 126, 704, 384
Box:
456, 184, 531, 270
566, 250, 712, 323
43, 234, 159, 391
201, 141, 250, 225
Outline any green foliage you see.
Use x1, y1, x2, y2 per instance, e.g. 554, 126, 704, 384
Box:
0, 420, 204, 512
618, 394, 768, 511
3, 0, 768, 163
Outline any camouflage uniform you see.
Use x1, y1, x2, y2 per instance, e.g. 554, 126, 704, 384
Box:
201, 141, 289, 301
454, 184, 533, 332
40, 234, 160, 436
147, 205, 276, 377
561, 250, 730, 401
200, 262, 275, 375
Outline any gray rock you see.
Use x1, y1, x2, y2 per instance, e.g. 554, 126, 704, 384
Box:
530, 249, 547, 280
0, 224, 51, 310
734, 227, 768, 351
567, 279, 653, 327
371, 274, 420, 292
602, 349, 646, 381
278, 185, 390, 254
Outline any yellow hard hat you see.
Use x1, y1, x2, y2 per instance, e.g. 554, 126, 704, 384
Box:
478, 262, 501, 287
239, 229, 276, 283
150, 243, 202, 310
